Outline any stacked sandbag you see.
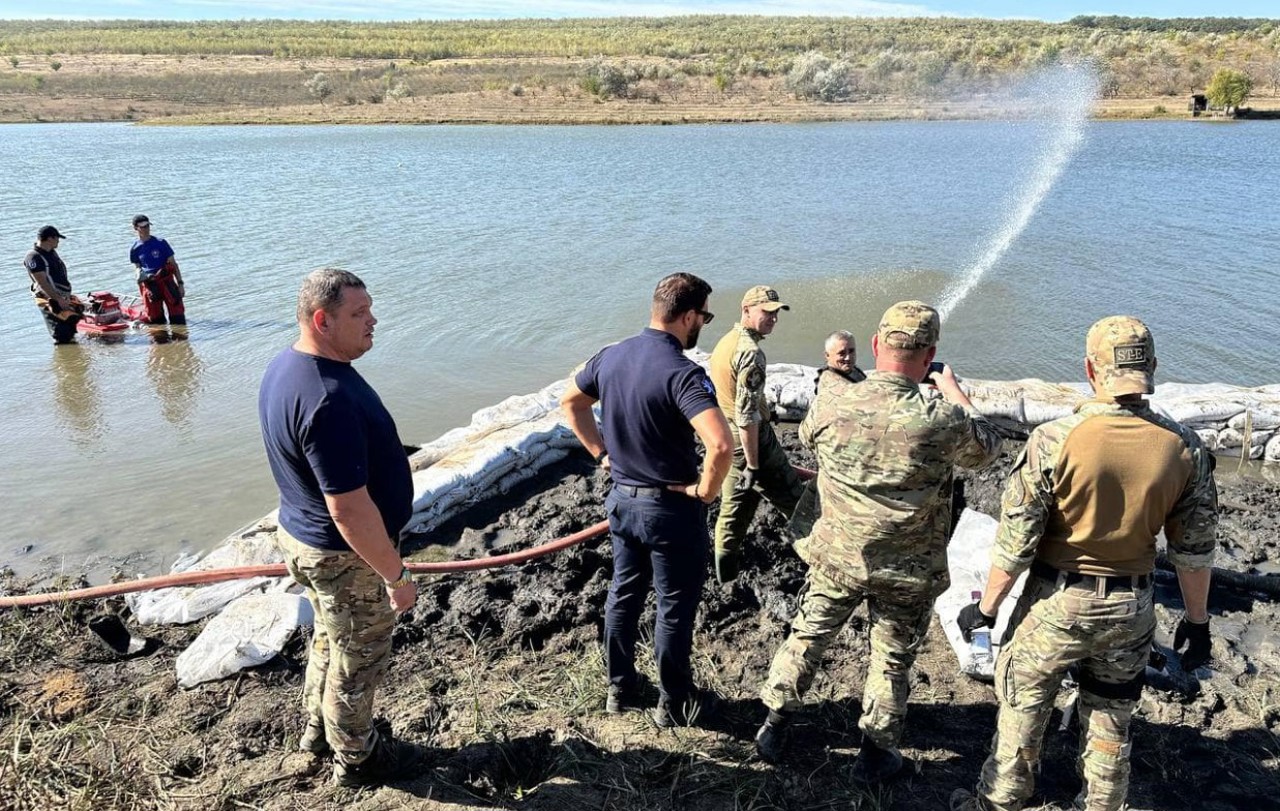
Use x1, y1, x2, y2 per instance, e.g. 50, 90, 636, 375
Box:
756, 364, 1280, 465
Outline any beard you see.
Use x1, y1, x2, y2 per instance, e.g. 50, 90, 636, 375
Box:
684, 324, 701, 350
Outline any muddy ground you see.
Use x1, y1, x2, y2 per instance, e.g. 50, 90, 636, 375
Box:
2, 426, 1278, 810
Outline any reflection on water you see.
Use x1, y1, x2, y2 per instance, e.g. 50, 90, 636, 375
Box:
146, 330, 204, 429
50, 346, 105, 450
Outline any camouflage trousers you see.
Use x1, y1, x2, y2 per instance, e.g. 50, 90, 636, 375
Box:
714, 422, 805, 570
277, 527, 396, 766
760, 566, 934, 749
972, 572, 1155, 811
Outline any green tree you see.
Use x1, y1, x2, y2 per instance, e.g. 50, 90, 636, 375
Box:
1205, 67, 1253, 114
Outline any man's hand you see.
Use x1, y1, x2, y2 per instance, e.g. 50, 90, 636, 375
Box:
388, 581, 417, 615
1173, 616, 1211, 671
735, 467, 757, 493
667, 482, 715, 504
957, 602, 996, 642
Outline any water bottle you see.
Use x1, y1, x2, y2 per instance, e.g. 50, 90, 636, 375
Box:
969, 590, 994, 671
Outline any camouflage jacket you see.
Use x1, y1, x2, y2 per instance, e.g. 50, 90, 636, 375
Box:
798, 370, 1002, 597
709, 323, 768, 428
992, 398, 1218, 577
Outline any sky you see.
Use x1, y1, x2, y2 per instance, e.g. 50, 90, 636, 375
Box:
0, 2, 1276, 23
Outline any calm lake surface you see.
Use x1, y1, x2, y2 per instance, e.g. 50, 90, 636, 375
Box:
2, 121, 1277, 573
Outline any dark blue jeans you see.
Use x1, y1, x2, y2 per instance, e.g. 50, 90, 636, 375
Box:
604, 485, 709, 704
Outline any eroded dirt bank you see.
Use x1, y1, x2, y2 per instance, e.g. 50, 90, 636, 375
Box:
2, 427, 1278, 810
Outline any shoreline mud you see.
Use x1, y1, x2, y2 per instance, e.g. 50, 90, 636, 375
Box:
3, 415, 1279, 809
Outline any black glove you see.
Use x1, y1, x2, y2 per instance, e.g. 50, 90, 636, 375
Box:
957, 602, 996, 643
1173, 616, 1211, 671
735, 467, 757, 493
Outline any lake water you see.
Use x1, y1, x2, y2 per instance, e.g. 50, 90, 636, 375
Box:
2, 121, 1277, 574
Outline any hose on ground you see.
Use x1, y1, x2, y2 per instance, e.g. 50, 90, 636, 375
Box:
0, 519, 609, 609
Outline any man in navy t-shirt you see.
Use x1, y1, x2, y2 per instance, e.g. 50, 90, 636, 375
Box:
561, 272, 733, 727
129, 214, 186, 326
258, 268, 417, 787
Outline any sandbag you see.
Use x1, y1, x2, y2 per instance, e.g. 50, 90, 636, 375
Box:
126, 530, 289, 625
1227, 409, 1280, 432
934, 509, 1028, 681
175, 593, 313, 688
1267, 434, 1280, 463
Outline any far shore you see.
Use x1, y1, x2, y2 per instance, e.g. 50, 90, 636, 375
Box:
1, 53, 1276, 126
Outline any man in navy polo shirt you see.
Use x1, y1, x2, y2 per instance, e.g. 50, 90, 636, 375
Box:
259, 267, 417, 787
24, 225, 82, 344
129, 214, 186, 326
561, 272, 734, 727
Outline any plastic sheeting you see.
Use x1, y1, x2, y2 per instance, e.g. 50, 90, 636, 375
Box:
934, 509, 1028, 681
126, 526, 290, 625
175, 593, 313, 688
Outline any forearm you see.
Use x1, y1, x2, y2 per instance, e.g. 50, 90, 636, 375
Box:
1176, 567, 1211, 623
700, 442, 732, 499
31, 272, 61, 301
326, 493, 404, 582
979, 567, 1019, 616
562, 401, 605, 460
739, 422, 761, 468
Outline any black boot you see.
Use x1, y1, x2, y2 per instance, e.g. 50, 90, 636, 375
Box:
754, 710, 791, 764
606, 684, 642, 715
851, 738, 903, 783
333, 731, 420, 788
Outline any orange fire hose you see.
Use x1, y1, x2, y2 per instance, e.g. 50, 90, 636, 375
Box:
0, 466, 819, 610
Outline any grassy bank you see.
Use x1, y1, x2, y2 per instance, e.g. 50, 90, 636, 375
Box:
0, 17, 1277, 124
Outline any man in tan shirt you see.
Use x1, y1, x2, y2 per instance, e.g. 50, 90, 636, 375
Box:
951, 316, 1218, 811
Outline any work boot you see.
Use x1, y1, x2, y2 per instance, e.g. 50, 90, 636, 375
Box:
714, 548, 741, 585
754, 711, 791, 764
851, 738, 903, 783
949, 788, 980, 811
651, 690, 718, 729
333, 731, 420, 788
606, 684, 642, 715
299, 720, 331, 756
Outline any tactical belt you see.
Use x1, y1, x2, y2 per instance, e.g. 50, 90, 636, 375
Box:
1031, 560, 1150, 595
614, 484, 665, 498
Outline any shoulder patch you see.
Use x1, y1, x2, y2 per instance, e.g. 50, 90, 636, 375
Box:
701, 375, 716, 397
745, 365, 766, 391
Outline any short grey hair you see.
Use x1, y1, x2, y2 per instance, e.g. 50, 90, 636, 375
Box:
297, 268, 365, 323
824, 330, 855, 353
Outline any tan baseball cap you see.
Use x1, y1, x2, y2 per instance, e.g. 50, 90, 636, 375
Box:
1087, 315, 1155, 396
877, 300, 940, 350
741, 285, 789, 312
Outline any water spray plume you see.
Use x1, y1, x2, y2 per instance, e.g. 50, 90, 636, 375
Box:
936, 64, 1100, 320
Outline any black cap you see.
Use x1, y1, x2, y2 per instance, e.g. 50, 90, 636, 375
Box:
37, 225, 66, 241
132, 214, 151, 228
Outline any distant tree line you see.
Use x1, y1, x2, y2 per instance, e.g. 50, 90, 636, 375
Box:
1068, 17, 1276, 34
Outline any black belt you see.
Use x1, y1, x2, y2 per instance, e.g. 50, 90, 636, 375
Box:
614, 484, 665, 498
1031, 560, 1150, 594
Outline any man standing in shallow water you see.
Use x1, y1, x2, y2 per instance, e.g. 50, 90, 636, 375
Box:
561, 272, 733, 727
258, 268, 417, 787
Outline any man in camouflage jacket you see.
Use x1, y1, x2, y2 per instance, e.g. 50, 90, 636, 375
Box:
755, 301, 1002, 780
708, 285, 807, 584
951, 316, 1217, 811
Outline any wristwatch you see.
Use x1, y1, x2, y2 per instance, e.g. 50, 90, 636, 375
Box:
593, 449, 608, 465
385, 566, 412, 590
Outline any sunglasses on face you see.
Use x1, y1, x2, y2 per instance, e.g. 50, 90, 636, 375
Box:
696, 309, 715, 324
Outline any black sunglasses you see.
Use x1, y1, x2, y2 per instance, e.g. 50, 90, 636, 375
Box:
695, 309, 715, 324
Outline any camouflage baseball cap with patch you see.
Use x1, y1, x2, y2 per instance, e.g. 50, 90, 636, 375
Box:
877, 300, 940, 350
741, 285, 790, 312
1087, 315, 1155, 397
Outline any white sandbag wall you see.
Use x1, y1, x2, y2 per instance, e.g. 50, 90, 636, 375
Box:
761, 364, 1280, 464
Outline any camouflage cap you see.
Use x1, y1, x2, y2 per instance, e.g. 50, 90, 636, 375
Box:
1087, 315, 1155, 396
877, 300, 940, 350
741, 285, 790, 312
